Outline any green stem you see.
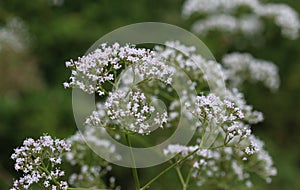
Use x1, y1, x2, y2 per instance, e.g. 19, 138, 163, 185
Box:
159, 90, 174, 101
175, 166, 185, 189
125, 134, 140, 190
184, 167, 193, 190
176, 165, 193, 190
107, 80, 116, 88
99, 86, 109, 95
140, 148, 200, 190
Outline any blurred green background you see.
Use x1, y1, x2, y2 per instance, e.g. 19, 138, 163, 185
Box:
0, 0, 299, 189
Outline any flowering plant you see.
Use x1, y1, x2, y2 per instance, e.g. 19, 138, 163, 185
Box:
10, 1, 300, 189
67, 41, 278, 189
11, 40, 279, 189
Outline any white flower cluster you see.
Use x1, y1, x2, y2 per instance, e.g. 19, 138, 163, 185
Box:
249, 136, 277, 181
49, 0, 64, 6
0, 18, 28, 52
222, 52, 280, 90
188, 94, 254, 147
182, 0, 259, 16
154, 41, 277, 187
163, 41, 197, 56
192, 55, 226, 91
11, 135, 71, 190
191, 93, 244, 124
63, 41, 277, 188
225, 88, 264, 124
88, 89, 168, 135
85, 102, 108, 128
239, 135, 277, 179
156, 41, 226, 91
164, 138, 277, 188
183, 0, 263, 16
64, 43, 174, 96
183, 0, 300, 39
155, 42, 200, 79
65, 127, 119, 189
163, 144, 199, 156
192, 14, 263, 36
156, 42, 266, 127
256, 3, 300, 39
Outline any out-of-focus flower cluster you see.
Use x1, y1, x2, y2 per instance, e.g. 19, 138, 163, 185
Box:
182, 0, 300, 39
11, 135, 71, 190
65, 127, 120, 189
156, 42, 277, 188
164, 135, 277, 189
155, 41, 279, 93
0, 18, 29, 52
225, 88, 264, 124
192, 14, 263, 36
49, 0, 64, 6
0, 17, 44, 95
222, 52, 280, 91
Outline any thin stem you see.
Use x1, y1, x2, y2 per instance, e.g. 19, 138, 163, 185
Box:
125, 134, 140, 190
175, 166, 185, 189
99, 86, 109, 95
184, 167, 193, 190
176, 165, 193, 190
140, 148, 200, 190
107, 80, 116, 88
159, 90, 175, 101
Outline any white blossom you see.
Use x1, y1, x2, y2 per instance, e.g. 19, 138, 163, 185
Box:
192, 93, 244, 125
164, 138, 276, 188
11, 135, 70, 190
256, 3, 300, 39
64, 41, 277, 189
65, 127, 119, 189
156, 41, 227, 91
0, 18, 28, 52
183, 0, 300, 39
222, 52, 280, 90
49, 0, 64, 6
103, 89, 168, 134
192, 14, 263, 36
182, 0, 260, 17
64, 43, 174, 95
232, 160, 244, 180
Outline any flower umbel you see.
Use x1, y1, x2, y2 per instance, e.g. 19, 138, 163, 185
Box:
11, 135, 71, 190
64, 43, 174, 96
65, 127, 119, 189
183, 0, 300, 39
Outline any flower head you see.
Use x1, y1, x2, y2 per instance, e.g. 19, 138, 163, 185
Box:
64, 43, 174, 96
11, 135, 70, 190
